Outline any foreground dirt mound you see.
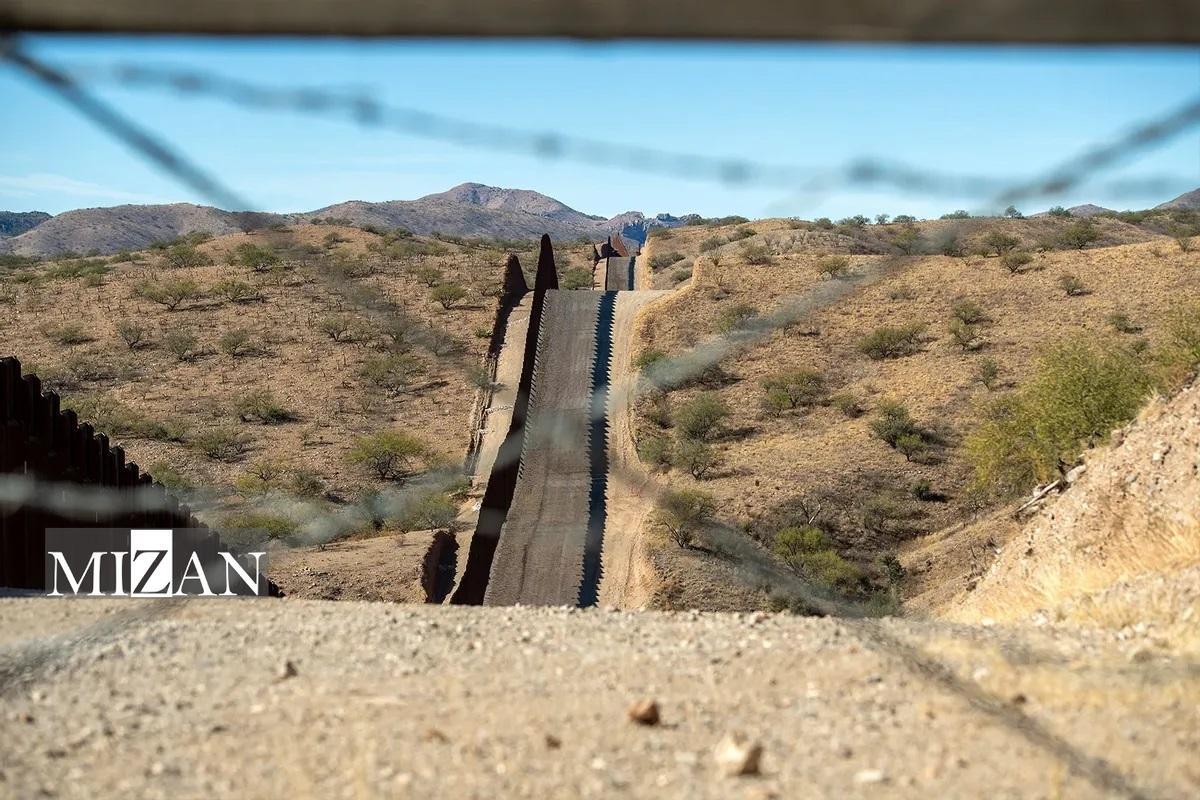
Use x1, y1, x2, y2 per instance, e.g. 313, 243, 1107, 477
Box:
2, 600, 1196, 798
949, 381, 1200, 648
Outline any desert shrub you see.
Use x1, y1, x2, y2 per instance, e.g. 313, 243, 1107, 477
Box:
649, 251, 684, 270
674, 392, 730, 441
191, 427, 251, 461
967, 337, 1153, 497
148, 461, 191, 492
634, 348, 667, 371
716, 303, 759, 334
322, 231, 346, 248
639, 390, 672, 428
161, 242, 210, 269
1000, 250, 1033, 274
983, 231, 1020, 255
891, 224, 923, 254
394, 491, 458, 532
423, 327, 463, 357
673, 437, 719, 480
1060, 220, 1100, 250
212, 279, 259, 304
430, 283, 467, 309
772, 525, 828, 571
1107, 312, 1141, 334
935, 231, 963, 257
218, 328, 255, 357
115, 320, 148, 350
317, 314, 357, 342
637, 436, 673, 472
1047, 206, 1072, 218
1176, 235, 1194, 252
859, 495, 925, 537
740, 243, 773, 265
894, 433, 929, 462
360, 353, 425, 396
951, 299, 987, 325
46, 258, 110, 281
977, 357, 1000, 389
67, 395, 185, 442
233, 243, 280, 272
761, 368, 824, 413
948, 319, 984, 352
42, 323, 91, 346
671, 267, 692, 284
347, 430, 425, 481
858, 322, 925, 359
653, 488, 715, 548
561, 267, 592, 290
1155, 301, 1200, 386
163, 329, 201, 362
910, 481, 937, 501
941, 210, 971, 220
727, 227, 756, 241
815, 254, 850, 279
800, 550, 861, 589
414, 266, 443, 287
869, 401, 921, 447
234, 389, 295, 424
1058, 273, 1086, 296
134, 278, 201, 310
829, 392, 863, 418
289, 468, 326, 498
699, 236, 724, 252
233, 459, 286, 496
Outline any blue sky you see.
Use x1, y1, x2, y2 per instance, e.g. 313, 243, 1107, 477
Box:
1, 37, 1197, 220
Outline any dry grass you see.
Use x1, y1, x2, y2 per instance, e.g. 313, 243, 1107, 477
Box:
0, 224, 596, 531
633, 217, 1198, 599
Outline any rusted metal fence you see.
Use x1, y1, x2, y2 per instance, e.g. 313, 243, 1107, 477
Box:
0, 355, 272, 592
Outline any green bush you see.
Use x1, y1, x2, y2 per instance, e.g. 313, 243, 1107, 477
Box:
317, 314, 357, 342
561, 267, 593, 290
233, 243, 280, 272
359, 353, 424, 397
858, 322, 925, 359
212, 279, 259, 304
135, 278, 201, 310
653, 488, 715, 548
966, 338, 1153, 497
772, 525, 827, 572
983, 231, 1020, 255
1156, 301, 1200, 387
148, 461, 192, 492
673, 437, 719, 480
234, 389, 295, 424
414, 266, 443, 287
67, 395, 186, 442
637, 436, 673, 472
869, 401, 921, 447
649, 251, 685, 270
699, 236, 724, 252
740, 243, 773, 265
161, 242, 210, 269
948, 319, 984, 352
191, 427, 251, 461
1107, 312, 1141, 334
716, 303, 759, 334
1060, 220, 1100, 250
115, 320, 148, 350
163, 329, 201, 362
233, 460, 286, 496
829, 392, 863, 418
815, 254, 850, 279
394, 491, 458, 532
222, 511, 297, 540
674, 392, 730, 441
42, 323, 92, 346
1058, 273, 1086, 296
1001, 250, 1033, 274
951, 299, 987, 325
219, 328, 255, 357
347, 430, 425, 481
977, 357, 1000, 390
761, 368, 824, 413
430, 283, 467, 309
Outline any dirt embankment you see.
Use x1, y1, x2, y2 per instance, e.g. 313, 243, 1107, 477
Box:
943, 380, 1200, 650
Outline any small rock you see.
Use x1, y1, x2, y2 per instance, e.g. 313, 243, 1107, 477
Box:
277, 660, 298, 680
1065, 464, 1087, 483
853, 769, 887, 785
1010, 693, 1028, 706
714, 733, 763, 777
544, 734, 562, 750
421, 728, 449, 743
627, 699, 661, 726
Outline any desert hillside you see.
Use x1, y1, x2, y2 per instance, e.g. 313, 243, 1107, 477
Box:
629, 210, 1199, 610
0, 222, 598, 548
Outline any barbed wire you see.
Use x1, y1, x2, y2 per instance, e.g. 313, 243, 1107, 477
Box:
5, 48, 1194, 211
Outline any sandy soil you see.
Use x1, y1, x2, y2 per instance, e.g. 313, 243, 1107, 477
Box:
268, 531, 435, 603
1, 598, 1196, 799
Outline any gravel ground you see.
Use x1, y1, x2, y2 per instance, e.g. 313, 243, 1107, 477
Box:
1, 598, 1196, 799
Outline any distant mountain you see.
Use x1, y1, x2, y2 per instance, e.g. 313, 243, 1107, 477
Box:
1065, 204, 1115, 217
0, 204, 279, 257
1155, 188, 1200, 210
0, 210, 51, 239
0, 183, 685, 257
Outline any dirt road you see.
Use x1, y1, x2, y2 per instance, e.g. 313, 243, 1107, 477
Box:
1, 598, 1195, 799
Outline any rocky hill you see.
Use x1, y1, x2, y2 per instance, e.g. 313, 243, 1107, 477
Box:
0, 210, 51, 238
1156, 187, 1200, 210
0, 183, 685, 257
